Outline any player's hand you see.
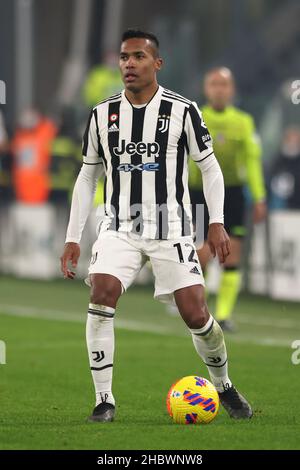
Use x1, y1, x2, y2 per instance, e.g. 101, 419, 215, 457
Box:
207, 223, 231, 264
253, 201, 267, 224
60, 242, 80, 280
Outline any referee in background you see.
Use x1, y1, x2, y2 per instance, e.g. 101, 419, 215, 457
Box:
189, 67, 267, 332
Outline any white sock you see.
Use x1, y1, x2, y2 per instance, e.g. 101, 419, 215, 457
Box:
190, 315, 232, 392
86, 303, 116, 406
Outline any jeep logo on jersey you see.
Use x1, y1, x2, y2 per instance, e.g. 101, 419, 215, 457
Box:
113, 140, 160, 157
117, 162, 159, 172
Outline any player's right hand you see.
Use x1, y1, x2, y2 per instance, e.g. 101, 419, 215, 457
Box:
60, 242, 80, 280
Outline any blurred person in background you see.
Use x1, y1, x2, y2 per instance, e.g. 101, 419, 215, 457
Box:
49, 109, 81, 206
268, 126, 300, 210
61, 29, 253, 423
0, 109, 8, 152
82, 52, 123, 109
48, 110, 82, 262
11, 108, 57, 204
189, 67, 267, 332
0, 108, 11, 199
0, 108, 11, 272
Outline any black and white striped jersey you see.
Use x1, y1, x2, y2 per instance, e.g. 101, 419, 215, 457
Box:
82, 85, 215, 239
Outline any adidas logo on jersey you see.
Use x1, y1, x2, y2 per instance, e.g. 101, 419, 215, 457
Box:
108, 123, 119, 132
190, 266, 201, 275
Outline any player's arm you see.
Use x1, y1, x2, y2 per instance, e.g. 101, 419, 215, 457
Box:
185, 103, 230, 263
243, 115, 267, 223
60, 110, 105, 279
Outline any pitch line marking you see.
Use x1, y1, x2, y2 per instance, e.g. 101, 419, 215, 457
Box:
0, 304, 297, 348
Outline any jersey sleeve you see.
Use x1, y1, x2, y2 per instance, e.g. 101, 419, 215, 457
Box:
65, 109, 105, 243
82, 108, 105, 165
185, 102, 215, 163
186, 103, 224, 225
243, 115, 266, 202
65, 163, 103, 243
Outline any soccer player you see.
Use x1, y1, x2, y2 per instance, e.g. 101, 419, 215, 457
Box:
189, 67, 267, 331
60, 30, 252, 422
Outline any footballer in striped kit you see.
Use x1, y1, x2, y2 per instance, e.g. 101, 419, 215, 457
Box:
61, 28, 253, 423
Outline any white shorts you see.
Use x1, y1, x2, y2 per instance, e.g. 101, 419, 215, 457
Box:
87, 230, 204, 305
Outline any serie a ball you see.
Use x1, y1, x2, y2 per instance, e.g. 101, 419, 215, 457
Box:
166, 376, 219, 424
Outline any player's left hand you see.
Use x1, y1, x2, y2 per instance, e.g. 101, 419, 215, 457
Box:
253, 201, 267, 224
207, 223, 231, 264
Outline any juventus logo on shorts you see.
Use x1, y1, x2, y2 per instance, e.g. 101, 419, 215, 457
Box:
90, 252, 98, 265
158, 114, 170, 133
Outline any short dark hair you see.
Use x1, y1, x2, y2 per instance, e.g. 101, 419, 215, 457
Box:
121, 29, 160, 57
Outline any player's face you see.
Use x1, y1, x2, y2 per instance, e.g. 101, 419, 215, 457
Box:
204, 70, 235, 110
119, 38, 162, 93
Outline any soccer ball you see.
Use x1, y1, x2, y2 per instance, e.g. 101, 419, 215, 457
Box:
166, 376, 219, 424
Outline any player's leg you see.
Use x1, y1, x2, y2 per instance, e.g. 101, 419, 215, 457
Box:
151, 237, 252, 419
174, 284, 232, 393
86, 273, 121, 422
215, 236, 242, 330
86, 231, 144, 422
150, 237, 231, 391
175, 283, 252, 419
166, 243, 212, 316
214, 185, 246, 331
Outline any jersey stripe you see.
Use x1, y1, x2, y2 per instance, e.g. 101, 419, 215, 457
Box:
93, 93, 122, 108
176, 106, 191, 236
93, 109, 106, 168
130, 107, 146, 235
82, 110, 93, 156
162, 92, 191, 106
107, 100, 121, 231
163, 88, 192, 104
154, 100, 173, 239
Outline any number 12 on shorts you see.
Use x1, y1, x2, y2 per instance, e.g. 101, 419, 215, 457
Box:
173, 242, 198, 264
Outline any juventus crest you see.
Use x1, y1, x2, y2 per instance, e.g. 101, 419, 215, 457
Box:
158, 114, 170, 133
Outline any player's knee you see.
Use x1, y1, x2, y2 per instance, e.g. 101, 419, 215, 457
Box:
90, 274, 122, 308
189, 306, 209, 329
180, 300, 210, 329
90, 286, 120, 308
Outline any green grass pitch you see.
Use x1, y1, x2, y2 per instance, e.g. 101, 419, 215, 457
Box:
0, 276, 300, 450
